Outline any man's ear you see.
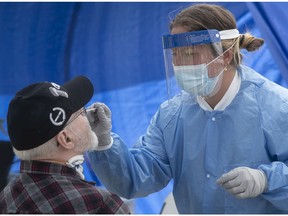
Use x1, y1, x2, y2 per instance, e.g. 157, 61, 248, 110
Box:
56, 130, 75, 150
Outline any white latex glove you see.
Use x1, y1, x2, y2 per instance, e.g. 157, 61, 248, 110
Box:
86, 102, 112, 148
217, 167, 267, 199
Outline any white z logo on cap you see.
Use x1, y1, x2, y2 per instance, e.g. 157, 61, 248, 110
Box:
49, 87, 68, 98
49, 107, 66, 126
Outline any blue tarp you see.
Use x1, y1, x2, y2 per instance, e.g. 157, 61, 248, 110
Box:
1, 2, 288, 213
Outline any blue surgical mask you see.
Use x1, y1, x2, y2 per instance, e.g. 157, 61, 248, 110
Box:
174, 63, 224, 96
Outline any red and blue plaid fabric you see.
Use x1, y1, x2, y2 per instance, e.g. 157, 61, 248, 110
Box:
0, 160, 130, 214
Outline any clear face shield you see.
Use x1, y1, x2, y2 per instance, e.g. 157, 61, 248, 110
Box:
162, 29, 227, 99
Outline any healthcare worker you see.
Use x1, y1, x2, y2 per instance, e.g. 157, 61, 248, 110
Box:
87, 3, 288, 213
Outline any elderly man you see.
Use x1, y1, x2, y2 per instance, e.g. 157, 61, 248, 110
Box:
0, 76, 130, 214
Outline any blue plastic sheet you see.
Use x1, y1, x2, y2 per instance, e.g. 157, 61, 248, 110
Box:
1, 2, 288, 213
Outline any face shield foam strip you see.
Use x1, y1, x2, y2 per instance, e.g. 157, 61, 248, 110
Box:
219, 29, 240, 40
162, 29, 221, 49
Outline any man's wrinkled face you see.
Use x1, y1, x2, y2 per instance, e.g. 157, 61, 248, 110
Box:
65, 109, 99, 153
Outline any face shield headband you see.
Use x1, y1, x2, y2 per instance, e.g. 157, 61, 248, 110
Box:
162, 29, 239, 98
162, 29, 240, 57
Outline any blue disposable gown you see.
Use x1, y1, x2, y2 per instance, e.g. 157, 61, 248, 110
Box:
89, 65, 288, 213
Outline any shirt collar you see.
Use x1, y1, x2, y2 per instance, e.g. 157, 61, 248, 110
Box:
20, 160, 80, 178
197, 70, 241, 111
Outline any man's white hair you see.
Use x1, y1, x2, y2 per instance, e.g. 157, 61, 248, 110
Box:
13, 137, 59, 161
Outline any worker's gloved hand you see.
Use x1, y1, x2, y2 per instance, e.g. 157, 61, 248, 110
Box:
86, 102, 112, 148
217, 167, 267, 199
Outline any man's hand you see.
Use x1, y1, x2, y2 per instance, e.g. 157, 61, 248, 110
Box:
217, 167, 267, 198
86, 102, 112, 148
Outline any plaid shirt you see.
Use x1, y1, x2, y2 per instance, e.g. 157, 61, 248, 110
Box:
0, 160, 130, 214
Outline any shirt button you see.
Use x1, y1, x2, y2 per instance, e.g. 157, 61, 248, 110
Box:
211, 117, 216, 121
206, 174, 210, 178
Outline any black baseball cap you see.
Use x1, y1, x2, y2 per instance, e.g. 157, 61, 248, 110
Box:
7, 76, 94, 151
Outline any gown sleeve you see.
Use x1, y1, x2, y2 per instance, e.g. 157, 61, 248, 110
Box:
257, 84, 288, 211
88, 109, 172, 199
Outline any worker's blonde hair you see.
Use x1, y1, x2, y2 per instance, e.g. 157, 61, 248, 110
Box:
170, 3, 264, 66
